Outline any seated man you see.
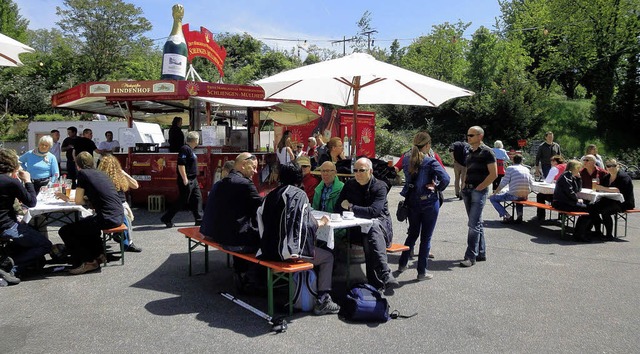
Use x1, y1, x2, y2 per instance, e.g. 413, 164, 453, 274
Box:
336, 157, 399, 291
201, 152, 262, 275
57, 151, 124, 274
0, 148, 52, 284
579, 154, 607, 189
489, 154, 533, 223
312, 161, 343, 212
257, 162, 339, 315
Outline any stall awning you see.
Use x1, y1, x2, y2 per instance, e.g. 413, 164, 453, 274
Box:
51, 80, 323, 125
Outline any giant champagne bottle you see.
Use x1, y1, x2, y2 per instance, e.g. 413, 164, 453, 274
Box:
161, 4, 188, 80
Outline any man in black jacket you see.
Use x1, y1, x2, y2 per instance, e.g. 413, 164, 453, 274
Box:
201, 152, 262, 253
336, 157, 399, 291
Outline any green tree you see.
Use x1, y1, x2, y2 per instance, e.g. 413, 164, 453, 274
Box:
56, 0, 152, 81
0, 0, 28, 40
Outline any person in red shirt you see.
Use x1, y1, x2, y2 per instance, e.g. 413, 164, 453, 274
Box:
579, 155, 607, 189
297, 156, 319, 201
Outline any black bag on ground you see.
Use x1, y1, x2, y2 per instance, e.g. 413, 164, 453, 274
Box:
340, 283, 390, 322
256, 185, 315, 261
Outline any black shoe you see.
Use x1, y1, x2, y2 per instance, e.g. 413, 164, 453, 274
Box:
476, 256, 487, 262
514, 216, 523, 224
384, 274, 400, 289
160, 217, 174, 228
125, 243, 142, 252
459, 259, 475, 267
501, 216, 514, 224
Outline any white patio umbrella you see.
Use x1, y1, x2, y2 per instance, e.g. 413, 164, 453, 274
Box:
255, 52, 474, 157
0, 33, 35, 67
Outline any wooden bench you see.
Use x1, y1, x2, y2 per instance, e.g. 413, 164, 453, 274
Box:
101, 223, 128, 266
345, 233, 410, 287
502, 200, 588, 237
613, 209, 640, 238
178, 227, 313, 317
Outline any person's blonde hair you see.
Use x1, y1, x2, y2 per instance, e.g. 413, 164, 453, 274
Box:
97, 155, 129, 192
566, 159, 582, 174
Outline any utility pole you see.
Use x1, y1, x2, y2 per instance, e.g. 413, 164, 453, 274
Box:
360, 30, 378, 53
331, 36, 356, 56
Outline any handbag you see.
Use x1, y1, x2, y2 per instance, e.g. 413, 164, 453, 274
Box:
396, 183, 414, 222
396, 200, 409, 222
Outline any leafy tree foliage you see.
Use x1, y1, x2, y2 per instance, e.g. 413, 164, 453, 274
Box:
0, 0, 28, 40
56, 0, 152, 81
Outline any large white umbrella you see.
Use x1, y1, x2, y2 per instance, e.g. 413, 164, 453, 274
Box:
255, 52, 474, 156
0, 33, 34, 67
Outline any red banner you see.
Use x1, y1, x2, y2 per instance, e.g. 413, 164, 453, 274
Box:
183, 24, 227, 77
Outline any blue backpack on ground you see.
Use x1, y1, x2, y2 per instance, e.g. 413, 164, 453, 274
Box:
288, 269, 317, 312
340, 283, 390, 322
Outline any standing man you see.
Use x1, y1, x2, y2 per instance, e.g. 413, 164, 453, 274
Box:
460, 126, 497, 268
73, 129, 98, 162
449, 136, 470, 200
61, 126, 78, 186
161, 131, 203, 227
336, 157, 399, 291
96, 131, 120, 156
535, 131, 561, 178
489, 154, 533, 224
50, 129, 62, 171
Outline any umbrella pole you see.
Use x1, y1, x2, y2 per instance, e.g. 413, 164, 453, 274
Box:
351, 76, 360, 160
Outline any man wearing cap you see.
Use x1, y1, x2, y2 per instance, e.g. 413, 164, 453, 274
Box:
297, 155, 319, 201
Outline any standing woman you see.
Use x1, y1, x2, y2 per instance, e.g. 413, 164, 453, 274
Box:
276, 130, 295, 165
96, 155, 142, 252
492, 140, 510, 190
397, 132, 450, 280
168, 116, 185, 153
590, 159, 635, 238
19, 135, 60, 193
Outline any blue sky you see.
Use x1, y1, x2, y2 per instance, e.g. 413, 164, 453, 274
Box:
15, 0, 503, 52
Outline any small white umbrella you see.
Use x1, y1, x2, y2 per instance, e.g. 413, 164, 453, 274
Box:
0, 33, 34, 67
255, 52, 474, 156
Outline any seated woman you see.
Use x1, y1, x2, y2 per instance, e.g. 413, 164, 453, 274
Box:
0, 148, 52, 284
552, 159, 591, 241
535, 155, 566, 222
588, 158, 635, 239
96, 155, 142, 252
19, 135, 60, 194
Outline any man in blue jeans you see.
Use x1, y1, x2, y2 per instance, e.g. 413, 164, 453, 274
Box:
460, 126, 497, 268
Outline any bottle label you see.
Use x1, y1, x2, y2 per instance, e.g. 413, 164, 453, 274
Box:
162, 53, 187, 77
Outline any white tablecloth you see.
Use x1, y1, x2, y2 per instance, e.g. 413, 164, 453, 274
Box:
23, 199, 92, 224
313, 211, 373, 249
531, 182, 625, 204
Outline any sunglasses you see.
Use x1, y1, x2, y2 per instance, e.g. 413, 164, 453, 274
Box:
301, 165, 311, 168
606, 164, 617, 168
466, 134, 476, 138
244, 155, 257, 161
354, 168, 369, 173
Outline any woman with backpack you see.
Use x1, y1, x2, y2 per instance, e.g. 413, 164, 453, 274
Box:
397, 132, 450, 281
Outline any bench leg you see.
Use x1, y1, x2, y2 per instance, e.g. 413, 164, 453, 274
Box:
560, 214, 567, 238
267, 268, 274, 317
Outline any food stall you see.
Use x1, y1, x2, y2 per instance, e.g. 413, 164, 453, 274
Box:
51, 80, 323, 206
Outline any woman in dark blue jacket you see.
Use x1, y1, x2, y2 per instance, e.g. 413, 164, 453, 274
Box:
397, 132, 450, 280
552, 159, 591, 241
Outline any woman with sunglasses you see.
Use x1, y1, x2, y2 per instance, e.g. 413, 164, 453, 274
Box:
589, 159, 635, 239
396, 132, 449, 280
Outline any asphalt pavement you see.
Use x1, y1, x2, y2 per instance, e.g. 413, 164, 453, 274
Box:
2, 167, 639, 353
